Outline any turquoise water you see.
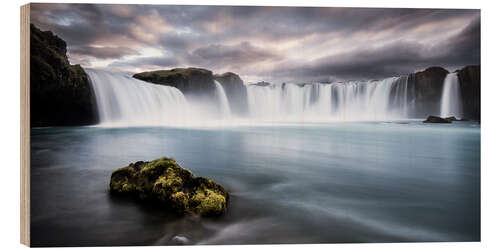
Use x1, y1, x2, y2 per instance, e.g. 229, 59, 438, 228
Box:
30, 121, 480, 246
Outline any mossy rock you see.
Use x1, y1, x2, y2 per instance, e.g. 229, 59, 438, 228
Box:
110, 157, 229, 217
132, 68, 215, 95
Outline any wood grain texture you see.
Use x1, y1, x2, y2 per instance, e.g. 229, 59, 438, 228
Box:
20, 3, 30, 247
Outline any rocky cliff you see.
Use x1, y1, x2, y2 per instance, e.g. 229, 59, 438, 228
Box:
133, 68, 216, 96
457, 65, 480, 120
30, 24, 97, 127
406, 65, 480, 120
407, 66, 450, 118
134, 68, 249, 115
214, 72, 248, 116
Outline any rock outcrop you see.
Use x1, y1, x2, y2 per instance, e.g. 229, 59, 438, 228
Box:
214, 72, 248, 116
133, 68, 216, 96
133, 68, 251, 114
444, 116, 458, 122
423, 115, 452, 123
407, 65, 480, 120
457, 65, 480, 120
110, 157, 229, 217
407, 67, 449, 118
30, 24, 97, 127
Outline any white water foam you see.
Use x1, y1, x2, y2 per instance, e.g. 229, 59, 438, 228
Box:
214, 80, 232, 119
440, 73, 463, 118
86, 69, 421, 127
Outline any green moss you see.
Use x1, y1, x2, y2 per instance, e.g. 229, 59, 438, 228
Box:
192, 189, 227, 216
109, 157, 229, 217
171, 191, 189, 213
110, 177, 129, 193
165, 169, 184, 190
110, 166, 134, 193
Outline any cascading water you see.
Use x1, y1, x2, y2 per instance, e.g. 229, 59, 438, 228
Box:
313, 83, 333, 115
246, 83, 335, 121
440, 73, 463, 118
390, 76, 409, 117
246, 77, 409, 121
86, 69, 190, 126
86, 69, 416, 127
214, 80, 232, 119
331, 77, 400, 120
86, 69, 237, 127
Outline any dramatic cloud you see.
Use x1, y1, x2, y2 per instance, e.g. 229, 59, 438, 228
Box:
190, 42, 282, 70
70, 46, 140, 59
108, 56, 179, 73
266, 16, 481, 82
30, 3, 480, 82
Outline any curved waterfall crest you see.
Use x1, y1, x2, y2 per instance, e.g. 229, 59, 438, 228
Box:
85, 69, 464, 126
86, 69, 190, 126
86, 69, 236, 127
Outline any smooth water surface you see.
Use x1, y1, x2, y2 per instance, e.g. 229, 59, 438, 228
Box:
30, 121, 480, 246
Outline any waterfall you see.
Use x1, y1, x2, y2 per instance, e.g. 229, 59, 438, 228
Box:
86, 69, 415, 127
331, 78, 400, 120
246, 77, 406, 121
86, 69, 190, 126
389, 76, 410, 117
314, 83, 333, 115
440, 73, 463, 118
214, 80, 232, 119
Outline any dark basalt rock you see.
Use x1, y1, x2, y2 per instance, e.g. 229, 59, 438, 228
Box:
423, 115, 452, 123
444, 116, 458, 122
406, 65, 480, 120
214, 72, 248, 116
407, 67, 449, 118
30, 24, 97, 127
457, 65, 480, 120
110, 157, 229, 217
133, 68, 216, 96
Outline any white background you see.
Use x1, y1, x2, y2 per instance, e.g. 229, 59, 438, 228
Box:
0, 0, 498, 249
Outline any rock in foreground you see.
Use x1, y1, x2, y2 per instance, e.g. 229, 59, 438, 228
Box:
110, 157, 229, 217
423, 115, 452, 123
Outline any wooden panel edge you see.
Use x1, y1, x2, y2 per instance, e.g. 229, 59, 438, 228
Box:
20, 3, 30, 247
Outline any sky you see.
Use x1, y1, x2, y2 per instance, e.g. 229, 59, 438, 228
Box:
30, 3, 480, 83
